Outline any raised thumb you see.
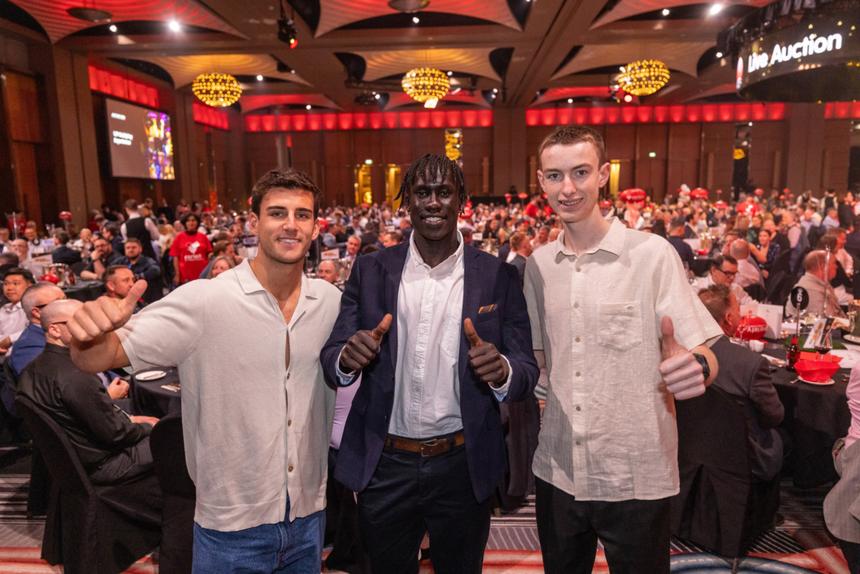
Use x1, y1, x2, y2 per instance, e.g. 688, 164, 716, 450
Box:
370, 313, 393, 341
463, 318, 483, 348
123, 280, 147, 310
660, 316, 682, 359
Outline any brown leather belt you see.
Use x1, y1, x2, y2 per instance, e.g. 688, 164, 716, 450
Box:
384, 431, 465, 458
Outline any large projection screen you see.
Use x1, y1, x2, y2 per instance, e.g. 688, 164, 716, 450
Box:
106, 99, 175, 180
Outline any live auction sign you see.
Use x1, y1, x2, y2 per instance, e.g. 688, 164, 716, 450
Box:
735, 16, 859, 101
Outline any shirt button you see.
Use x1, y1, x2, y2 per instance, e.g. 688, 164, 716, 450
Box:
575, 406, 581, 411
288, 464, 294, 472
287, 419, 292, 427
575, 336, 581, 343
575, 441, 581, 446
574, 302, 579, 309
575, 371, 581, 377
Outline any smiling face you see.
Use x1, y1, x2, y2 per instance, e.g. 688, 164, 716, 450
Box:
538, 142, 609, 227
250, 187, 318, 266
407, 170, 461, 244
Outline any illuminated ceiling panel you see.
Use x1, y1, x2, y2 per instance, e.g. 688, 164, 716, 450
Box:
142, 54, 310, 87
358, 48, 501, 82
552, 41, 715, 80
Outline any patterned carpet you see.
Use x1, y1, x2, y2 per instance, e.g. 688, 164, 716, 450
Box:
0, 444, 850, 573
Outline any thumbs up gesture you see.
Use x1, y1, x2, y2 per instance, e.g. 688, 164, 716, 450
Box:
339, 313, 393, 373
67, 280, 148, 343
464, 318, 509, 388
659, 317, 706, 400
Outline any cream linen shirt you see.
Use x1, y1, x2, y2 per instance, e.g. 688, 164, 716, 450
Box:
525, 219, 722, 501
119, 260, 340, 531
0, 302, 27, 343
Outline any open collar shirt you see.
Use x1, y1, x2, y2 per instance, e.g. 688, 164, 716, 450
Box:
0, 302, 27, 343
524, 218, 722, 501
119, 260, 340, 531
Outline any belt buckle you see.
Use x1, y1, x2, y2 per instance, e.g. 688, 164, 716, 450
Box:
419, 438, 441, 457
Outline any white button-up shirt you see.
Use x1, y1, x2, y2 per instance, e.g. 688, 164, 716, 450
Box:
390, 234, 466, 438
119, 260, 340, 531
0, 302, 27, 344
525, 219, 722, 501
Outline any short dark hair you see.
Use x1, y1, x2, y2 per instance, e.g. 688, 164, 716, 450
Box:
250, 168, 322, 216
180, 212, 200, 227
53, 230, 70, 245
105, 265, 131, 282
124, 237, 142, 247
710, 254, 738, 270
396, 154, 467, 208
2, 267, 34, 284
538, 126, 606, 166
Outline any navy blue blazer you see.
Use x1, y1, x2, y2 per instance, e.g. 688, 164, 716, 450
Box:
321, 242, 538, 503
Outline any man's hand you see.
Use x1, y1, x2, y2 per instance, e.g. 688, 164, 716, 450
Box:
130, 415, 159, 427
659, 317, 705, 400
464, 318, 509, 388
65, 280, 147, 344
107, 377, 130, 400
339, 314, 392, 373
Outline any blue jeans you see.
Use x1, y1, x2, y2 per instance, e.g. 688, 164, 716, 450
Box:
192, 499, 325, 574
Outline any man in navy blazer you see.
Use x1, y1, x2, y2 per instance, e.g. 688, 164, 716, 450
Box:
321, 154, 538, 574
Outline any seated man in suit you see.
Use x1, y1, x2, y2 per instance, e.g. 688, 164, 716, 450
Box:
17, 299, 159, 485
692, 255, 756, 306
322, 154, 539, 574
8, 283, 66, 378
50, 230, 82, 266
698, 284, 784, 480
789, 250, 846, 318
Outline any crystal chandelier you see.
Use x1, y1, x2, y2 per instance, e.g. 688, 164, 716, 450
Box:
616, 60, 670, 97
401, 67, 450, 109
192, 73, 243, 107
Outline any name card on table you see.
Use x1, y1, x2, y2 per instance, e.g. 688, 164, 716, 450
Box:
321, 249, 340, 261
757, 304, 784, 339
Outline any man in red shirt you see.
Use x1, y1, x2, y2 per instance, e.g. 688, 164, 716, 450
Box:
170, 213, 212, 285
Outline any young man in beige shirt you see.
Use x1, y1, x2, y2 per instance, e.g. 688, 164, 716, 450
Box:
524, 126, 721, 573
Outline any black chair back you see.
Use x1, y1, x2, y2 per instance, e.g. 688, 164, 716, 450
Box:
150, 414, 195, 497
15, 396, 92, 497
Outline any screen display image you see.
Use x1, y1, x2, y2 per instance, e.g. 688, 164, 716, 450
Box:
106, 99, 175, 180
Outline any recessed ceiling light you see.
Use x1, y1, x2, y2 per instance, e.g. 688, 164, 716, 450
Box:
168, 19, 181, 32
305, 104, 312, 110
412, 16, 420, 24
447, 71, 453, 76
492, 88, 499, 94
707, 4, 724, 16
624, 94, 633, 103
716, 51, 723, 58
567, 98, 574, 103
748, 122, 753, 126
661, 8, 670, 16
108, 24, 118, 33
648, 151, 657, 158
256, 74, 264, 81
374, 93, 381, 100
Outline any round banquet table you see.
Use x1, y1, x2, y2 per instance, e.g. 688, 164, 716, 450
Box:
130, 368, 181, 418
62, 280, 105, 302
764, 344, 850, 487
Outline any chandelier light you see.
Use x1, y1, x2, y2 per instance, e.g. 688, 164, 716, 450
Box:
401, 67, 450, 109
616, 59, 671, 96
192, 73, 243, 107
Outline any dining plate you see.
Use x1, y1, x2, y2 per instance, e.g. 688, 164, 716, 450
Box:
136, 370, 167, 381
798, 377, 835, 386
845, 334, 860, 345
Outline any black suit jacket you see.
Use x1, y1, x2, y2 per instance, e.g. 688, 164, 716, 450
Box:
710, 336, 784, 480
17, 344, 149, 474
321, 243, 539, 503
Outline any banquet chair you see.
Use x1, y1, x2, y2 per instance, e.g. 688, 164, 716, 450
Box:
15, 395, 161, 574
671, 386, 780, 566
151, 414, 195, 574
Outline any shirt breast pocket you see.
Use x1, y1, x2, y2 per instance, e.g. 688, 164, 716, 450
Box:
597, 302, 643, 352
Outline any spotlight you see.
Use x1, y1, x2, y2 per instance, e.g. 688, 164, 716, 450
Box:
447, 71, 453, 76
305, 104, 312, 110
109, 24, 118, 33
567, 98, 574, 103
716, 51, 723, 58
412, 16, 420, 24
278, 0, 298, 48
707, 4, 724, 16
623, 93, 633, 103
661, 8, 670, 16
492, 88, 499, 94
256, 74, 264, 81
167, 19, 181, 32
374, 93, 381, 100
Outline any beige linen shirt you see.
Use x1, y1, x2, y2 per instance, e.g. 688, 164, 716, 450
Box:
525, 219, 722, 501
119, 260, 340, 531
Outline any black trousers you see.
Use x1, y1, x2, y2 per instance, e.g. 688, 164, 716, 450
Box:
357, 443, 491, 574
535, 477, 671, 574
325, 447, 368, 573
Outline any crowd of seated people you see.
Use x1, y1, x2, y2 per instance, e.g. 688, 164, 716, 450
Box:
1, 179, 860, 571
